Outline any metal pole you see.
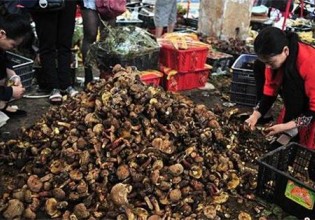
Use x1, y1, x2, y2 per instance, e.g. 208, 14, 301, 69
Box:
282, 0, 294, 30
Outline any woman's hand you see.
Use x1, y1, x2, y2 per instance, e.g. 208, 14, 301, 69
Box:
244, 110, 262, 130
264, 124, 286, 136
264, 121, 297, 136
11, 84, 25, 99
11, 75, 22, 86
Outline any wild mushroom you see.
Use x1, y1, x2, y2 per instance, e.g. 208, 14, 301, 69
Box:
73, 203, 90, 219
116, 164, 130, 180
45, 198, 61, 218
169, 189, 182, 203
3, 199, 24, 219
110, 183, 132, 206
27, 175, 43, 193
168, 164, 184, 176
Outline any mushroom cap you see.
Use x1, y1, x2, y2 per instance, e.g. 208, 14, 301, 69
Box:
110, 183, 132, 206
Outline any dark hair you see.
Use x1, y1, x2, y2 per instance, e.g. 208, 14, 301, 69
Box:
0, 14, 31, 40
255, 27, 308, 122
254, 27, 288, 56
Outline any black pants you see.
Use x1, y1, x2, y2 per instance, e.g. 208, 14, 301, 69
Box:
31, 0, 76, 90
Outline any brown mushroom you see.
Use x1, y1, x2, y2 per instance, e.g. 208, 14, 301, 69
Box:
45, 198, 61, 218
23, 207, 36, 219
3, 199, 24, 219
27, 175, 43, 193
52, 188, 66, 200
169, 189, 182, 202
116, 164, 130, 180
203, 205, 217, 219
168, 164, 184, 176
73, 203, 90, 219
110, 183, 132, 206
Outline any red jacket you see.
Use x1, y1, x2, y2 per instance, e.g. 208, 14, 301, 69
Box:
263, 42, 315, 112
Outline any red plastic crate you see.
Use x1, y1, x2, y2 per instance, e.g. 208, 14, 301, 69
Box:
159, 43, 209, 72
140, 70, 163, 87
160, 65, 210, 92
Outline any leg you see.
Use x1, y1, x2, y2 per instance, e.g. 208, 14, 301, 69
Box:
167, 23, 175, 33
56, 0, 76, 90
167, 0, 177, 33
81, 8, 100, 85
31, 12, 59, 91
0, 101, 6, 110
155, 27, 164, 38
154, 0, 168, 38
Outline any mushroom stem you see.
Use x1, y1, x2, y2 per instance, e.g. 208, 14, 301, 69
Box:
151, 197, 163, 216
144, 196, 153, 210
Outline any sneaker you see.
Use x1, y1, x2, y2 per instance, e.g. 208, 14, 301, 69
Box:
49, 89, 62, 105
65, 86, 78, 97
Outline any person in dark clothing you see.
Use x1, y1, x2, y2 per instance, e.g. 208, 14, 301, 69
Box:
31, 0, 78, 105
77, 0, 100, 86
245, 27, 315, 149
0, 13, 31, 117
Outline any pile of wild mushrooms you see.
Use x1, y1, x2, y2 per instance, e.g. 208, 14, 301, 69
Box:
0, 66, 258, 219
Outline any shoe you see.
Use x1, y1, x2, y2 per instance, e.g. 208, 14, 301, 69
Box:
65, 86, 78, 97
84, 68, 93, 86
49, 89, 62, 105
0, 104, 27, 118
0, 111, 9, 127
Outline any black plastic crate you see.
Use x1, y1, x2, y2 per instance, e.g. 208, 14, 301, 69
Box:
230, 91, 257, 106
231, 54, 257, 73
230, 54, 258, 106
6, 51, 34, 92
116, 19, 143, 27
257, 143, 315, 219
138, 13, 155, 29
286, 25, 312, 32
207, 52, 234, 75
232, 71, 256, 84
98, 47, 160, 72
185, 18, 198, 28
230, 82, 256, 96
174, 25, 197, 32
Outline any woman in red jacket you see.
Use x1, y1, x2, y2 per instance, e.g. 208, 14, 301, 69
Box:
245, 27, 315, 149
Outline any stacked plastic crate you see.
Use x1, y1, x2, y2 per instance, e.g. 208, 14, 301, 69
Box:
139, 70, 164, 87
230, 54, 258, 106
158, 37, 210, 92
6, 52, 34, 92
